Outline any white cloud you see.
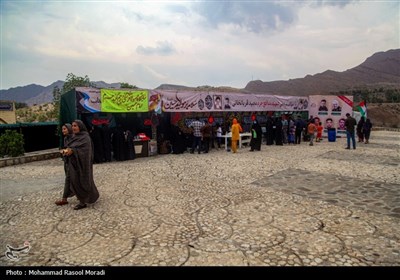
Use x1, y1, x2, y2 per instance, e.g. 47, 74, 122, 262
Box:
136, 41, 177, 56
1, 0, 398, 90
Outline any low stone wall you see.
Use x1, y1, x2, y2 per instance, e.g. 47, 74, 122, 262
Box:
0, 150, 60, 168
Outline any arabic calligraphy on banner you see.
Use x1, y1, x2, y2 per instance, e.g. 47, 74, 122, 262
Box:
101, 89, 148, 112
150, 90, 309, 112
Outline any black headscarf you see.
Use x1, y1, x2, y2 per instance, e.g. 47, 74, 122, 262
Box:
63, 123, 73, 147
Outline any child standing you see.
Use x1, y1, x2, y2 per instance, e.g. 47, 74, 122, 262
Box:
308, 120, 317, 146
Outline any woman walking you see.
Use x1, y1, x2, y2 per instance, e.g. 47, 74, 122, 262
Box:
63, 120, 100, 210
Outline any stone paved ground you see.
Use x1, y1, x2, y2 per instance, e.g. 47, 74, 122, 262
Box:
0, 130, 399, 266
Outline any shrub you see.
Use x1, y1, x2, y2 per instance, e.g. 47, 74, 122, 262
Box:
0, 130, 25, 157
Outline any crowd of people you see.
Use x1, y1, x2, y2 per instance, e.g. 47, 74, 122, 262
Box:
167, 115, 342, 154
54, 113, 372, 210
65, 114, 374, 163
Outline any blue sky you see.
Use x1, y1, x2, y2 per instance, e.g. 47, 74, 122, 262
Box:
1, 0, 399, 90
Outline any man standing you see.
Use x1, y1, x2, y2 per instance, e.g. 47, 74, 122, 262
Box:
200, 121, 212, 153
345, 113, 357, 149
189, 117, 204, 154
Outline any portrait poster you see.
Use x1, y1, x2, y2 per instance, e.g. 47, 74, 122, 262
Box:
309, 95, 353, 136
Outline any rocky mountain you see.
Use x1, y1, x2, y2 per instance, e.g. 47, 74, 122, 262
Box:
244, 49, 400, 95
0, 81, 120, 106
0, 84, 46, 105
155, 84, 242, 92
25, 81, 65, 106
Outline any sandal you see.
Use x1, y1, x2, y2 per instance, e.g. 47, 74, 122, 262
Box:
55, 200, 68, 206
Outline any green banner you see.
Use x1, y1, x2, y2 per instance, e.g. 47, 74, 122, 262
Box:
101, 89, 149, 112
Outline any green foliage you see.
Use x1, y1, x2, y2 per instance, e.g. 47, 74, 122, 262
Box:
49, 73, 92, 125
38, 114, 47, 122
120, 82, 138, 89
62, 73, 92, 94
51, 85, 62, 124
0, 130, 25, 157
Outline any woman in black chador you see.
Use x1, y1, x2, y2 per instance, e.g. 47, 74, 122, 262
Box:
274, 117, 283, 145
63, 120, 100, 210
266, 117, 274, 145
90, 125, 105, 163
125, 130, 135, 160
171, 124, 186, 154
112, 125, 127, 161
250, 120, 262, 151
102, 123, 112, 162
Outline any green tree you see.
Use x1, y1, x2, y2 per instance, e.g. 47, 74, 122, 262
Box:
0, 130, 25, 157
51, 73, 92, 125
62, 73, 92, 94
38, 114, 47, 122
50, 85, 62, 122
120, 82, 138, 89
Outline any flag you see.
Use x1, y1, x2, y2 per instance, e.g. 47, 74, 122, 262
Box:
357, 101, 367, 118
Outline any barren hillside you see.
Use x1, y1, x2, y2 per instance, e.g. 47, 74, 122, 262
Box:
367, 103, 400, 128
244, 49, 400, 95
